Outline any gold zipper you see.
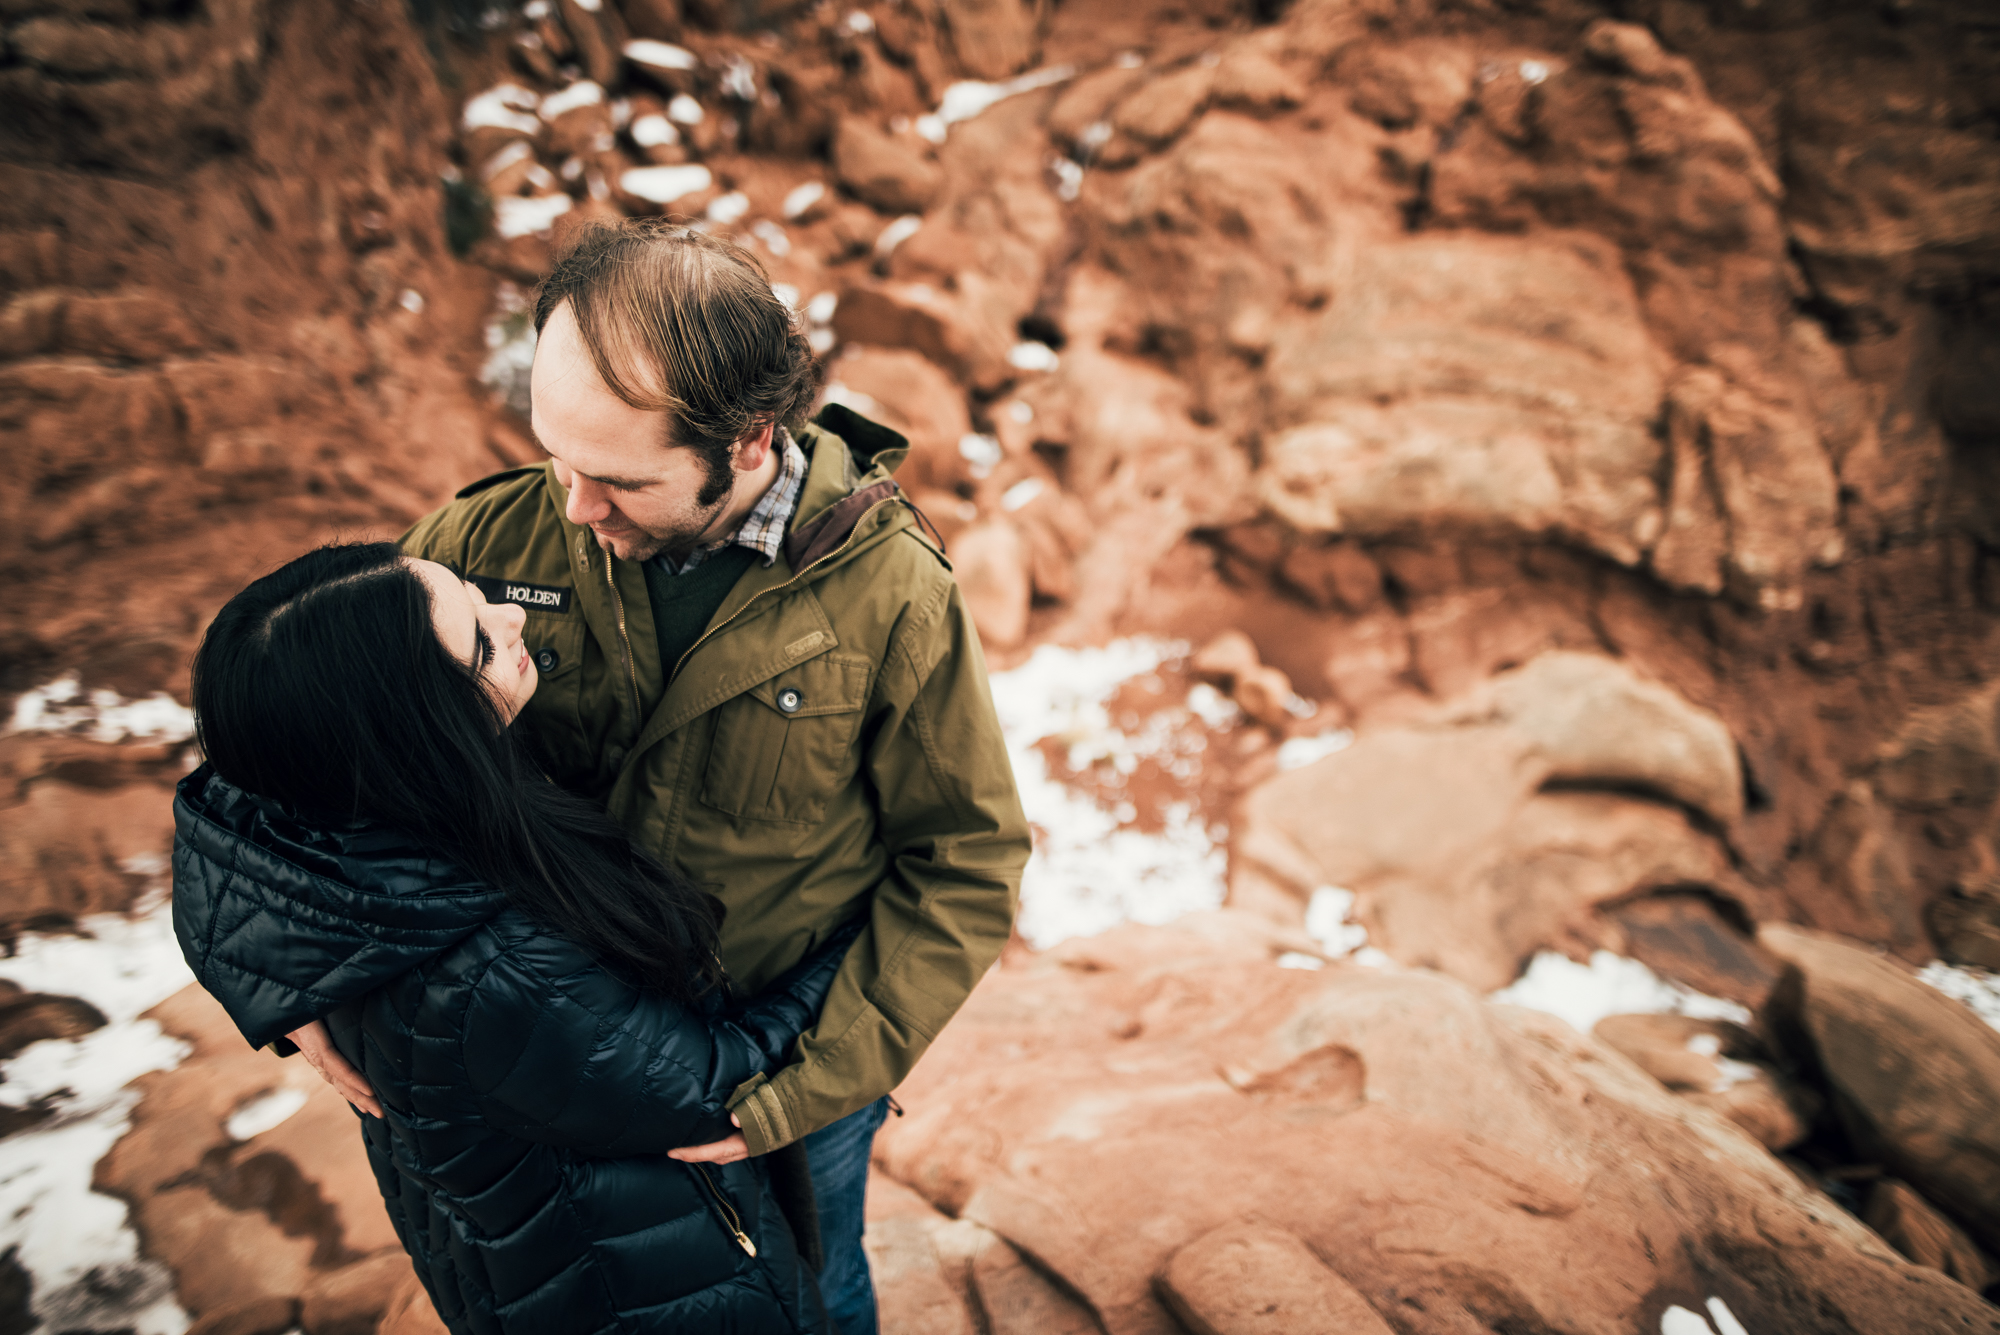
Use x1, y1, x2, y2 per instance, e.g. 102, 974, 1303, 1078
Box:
691, 1163, 758, 1256
601, 556, 642, 729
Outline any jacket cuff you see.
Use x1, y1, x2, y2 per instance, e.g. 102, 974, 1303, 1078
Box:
728, 1073, 798, 1156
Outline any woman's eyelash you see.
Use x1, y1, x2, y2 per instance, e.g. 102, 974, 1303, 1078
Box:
475, 626, 495, 671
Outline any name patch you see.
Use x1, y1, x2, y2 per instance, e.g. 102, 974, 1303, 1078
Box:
468, 575, 572, 615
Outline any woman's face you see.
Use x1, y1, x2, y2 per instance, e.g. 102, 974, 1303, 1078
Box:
411, 559, 537, 722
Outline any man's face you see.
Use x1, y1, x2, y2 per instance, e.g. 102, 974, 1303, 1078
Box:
530, 301, 733, 564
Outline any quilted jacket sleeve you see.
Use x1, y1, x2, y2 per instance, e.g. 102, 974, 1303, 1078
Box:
460, 922, 859, 1156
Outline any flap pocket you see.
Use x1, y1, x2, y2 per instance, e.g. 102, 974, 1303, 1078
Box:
703, 657, 871, 824
517, 614, 591, 777
522, 612, 584, 680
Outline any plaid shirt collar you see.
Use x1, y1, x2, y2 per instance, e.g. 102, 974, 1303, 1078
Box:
651, 428, 807, 577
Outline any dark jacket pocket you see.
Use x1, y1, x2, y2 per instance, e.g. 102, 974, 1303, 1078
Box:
702, 657, 871, 824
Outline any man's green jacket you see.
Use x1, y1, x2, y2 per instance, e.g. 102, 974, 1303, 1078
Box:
402, 406, 1029, 1153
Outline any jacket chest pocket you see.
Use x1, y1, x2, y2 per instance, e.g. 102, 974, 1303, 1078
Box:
702, 657, 871, 825
516, 613, 591, 776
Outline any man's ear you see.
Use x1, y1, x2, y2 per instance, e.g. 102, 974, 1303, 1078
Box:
734, 421, 777, 473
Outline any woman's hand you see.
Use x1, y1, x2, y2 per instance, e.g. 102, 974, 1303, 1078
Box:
667, 1114, 749, 1164
288, 1019, 384, 1119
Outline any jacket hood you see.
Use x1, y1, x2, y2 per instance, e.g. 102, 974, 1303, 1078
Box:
172, 765, 511, 1049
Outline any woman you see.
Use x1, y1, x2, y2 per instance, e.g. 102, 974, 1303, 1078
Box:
172, 542, 848, 1334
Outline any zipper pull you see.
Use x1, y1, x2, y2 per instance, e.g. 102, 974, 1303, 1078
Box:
694, 1163, 759, 1256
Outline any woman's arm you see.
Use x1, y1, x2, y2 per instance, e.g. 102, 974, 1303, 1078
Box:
460, 921, 859, 1157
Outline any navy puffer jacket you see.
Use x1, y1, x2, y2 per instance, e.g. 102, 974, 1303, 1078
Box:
171, 766, 843, 1335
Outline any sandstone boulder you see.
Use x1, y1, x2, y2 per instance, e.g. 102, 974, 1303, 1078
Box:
1188, 632, 1299, 731
1928, 885, 2000, 971
300, 1252, 420, 1335
0, 765, 180, 924
866, 1170, 1097, 1335
376, 1274, 449, 1335
936, 0, 1038, 81
0, 991, 106, 1058
1259, 237, 1667, 566
1863, 1178, 1994, 1291
952, 519, 1031, 650
1759, 924, 2000, 1255
1592, 1013, 1815, 1151
1601, 892, 1782, 1011
1656, 356, 1844, 610
1110, 63, 1213, 151
1159, 1220, 1396, 1335
832, 281, 1013, 393
822, 347, 972, 492
834, 117, 944, 215
1468, 651, 1744, 827
1234, 656, 1747, 989
877, 915, 1996, 1334
185, 1296, 300, 1335
96, 984, 397, 1319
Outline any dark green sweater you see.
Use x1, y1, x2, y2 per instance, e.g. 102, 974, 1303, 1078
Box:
643, 546, 759, 681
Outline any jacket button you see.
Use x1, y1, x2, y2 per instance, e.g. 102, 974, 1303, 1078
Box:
776, 688, 803, 715
535, 648, 560, 673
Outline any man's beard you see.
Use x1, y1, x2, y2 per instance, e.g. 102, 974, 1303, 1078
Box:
592, 458, 735, 564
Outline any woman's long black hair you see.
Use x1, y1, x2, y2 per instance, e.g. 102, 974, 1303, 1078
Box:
190, 542, 723, 1003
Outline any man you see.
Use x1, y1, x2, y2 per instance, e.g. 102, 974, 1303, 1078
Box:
294, 221, 1029, 1334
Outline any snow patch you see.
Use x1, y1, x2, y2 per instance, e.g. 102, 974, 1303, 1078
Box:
1008, 341, 1060, 373
226, 1087, 309, 1142
1685, 1033, 1762, 1093
930, 65, 1077, 137
620, 164, 712, 204
782, 181, 826, 219
666, 94, 705, 125
630, 113, 679, 148
624, 39, 698, 72
539, 80, 604, 120
1490, 950, 1750, 1035
1917, 959, 2000, 1031
706, 190, 750, 224
0, 900, 195, 1335
463, 83, 540, 135
721, 55, 757, 102
9, 676, 193, 746
957, 433, 1001, 479
494, 193, 573, 239
874, 213, 922, 258
1660, 1300, 1753, 1335
480, 282, 536, 418
1275, 729, 1352, 771
988, 640, 1227, 948
1000, 478, 1045, 513
1707, 1297, 1750, 1335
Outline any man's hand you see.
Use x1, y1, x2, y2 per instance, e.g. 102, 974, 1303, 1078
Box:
668, 1114, 749, 1164
288, 1019, 383, 1119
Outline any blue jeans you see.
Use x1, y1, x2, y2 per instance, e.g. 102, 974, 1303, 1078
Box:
801, 1097, 890, 1335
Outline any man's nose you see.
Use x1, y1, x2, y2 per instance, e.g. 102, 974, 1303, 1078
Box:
565, 475, 610, 526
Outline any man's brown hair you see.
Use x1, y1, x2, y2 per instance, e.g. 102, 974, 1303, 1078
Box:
533, 221, 820, 505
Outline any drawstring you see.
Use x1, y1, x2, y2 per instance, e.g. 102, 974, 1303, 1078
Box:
886, 1095, 905, 1118
900, 497, 947, 556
